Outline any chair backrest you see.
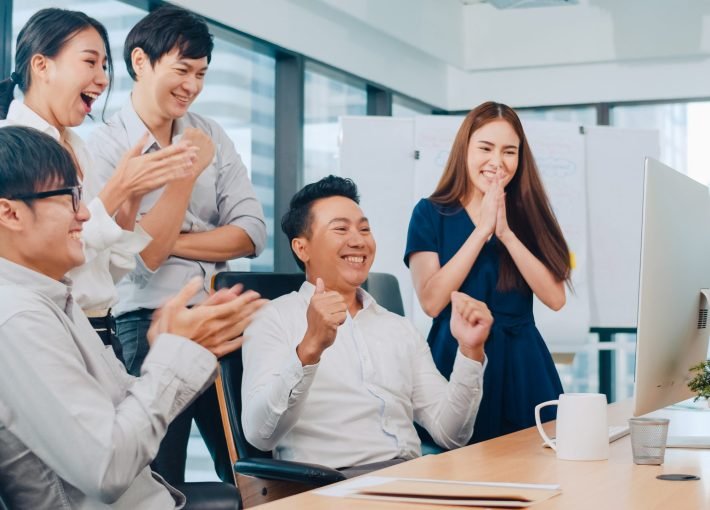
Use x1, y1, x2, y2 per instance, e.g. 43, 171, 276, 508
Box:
214, 272, 306, 460
213, 271, 405, 460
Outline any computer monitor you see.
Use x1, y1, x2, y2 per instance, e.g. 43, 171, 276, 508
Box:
633, 157, 710, 417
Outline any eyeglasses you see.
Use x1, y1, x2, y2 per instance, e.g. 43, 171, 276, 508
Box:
10, 185, 83, 213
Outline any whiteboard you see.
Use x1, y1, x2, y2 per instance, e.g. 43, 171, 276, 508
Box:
338, 115, 659, 344
523, 121, 590, 347
339, 117, 416, 318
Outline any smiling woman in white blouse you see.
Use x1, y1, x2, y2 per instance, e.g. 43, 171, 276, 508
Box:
0, 8, 198, 360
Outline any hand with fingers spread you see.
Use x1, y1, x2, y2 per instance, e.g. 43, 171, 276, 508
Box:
181, 127, 215, 176
449, 291, 492, 362
113, 132, 199, 199
147, 277, 267, 358
296, 277, 348, 365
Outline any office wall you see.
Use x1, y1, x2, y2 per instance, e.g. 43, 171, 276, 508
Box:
175, 0, 710, 110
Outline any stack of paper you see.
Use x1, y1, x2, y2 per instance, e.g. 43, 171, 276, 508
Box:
315, 476, 562, 508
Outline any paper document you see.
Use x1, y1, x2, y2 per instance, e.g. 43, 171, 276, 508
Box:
316, 476, 561, 507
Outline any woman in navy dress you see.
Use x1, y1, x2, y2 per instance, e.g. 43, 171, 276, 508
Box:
405, 102, 571, 443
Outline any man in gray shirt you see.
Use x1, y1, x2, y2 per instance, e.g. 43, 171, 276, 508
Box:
0, 126, 260, 508
90, 5, 266, 484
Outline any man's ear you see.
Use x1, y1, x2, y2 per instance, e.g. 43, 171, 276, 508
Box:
131, 47, 148, 79
291, 237, 309, 267
0, 199, 25, 232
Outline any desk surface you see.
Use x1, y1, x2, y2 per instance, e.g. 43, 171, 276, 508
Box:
253, 401, 710, 509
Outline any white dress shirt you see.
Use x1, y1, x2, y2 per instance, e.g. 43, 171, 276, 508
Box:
0, 100, 150, 312
0, 258, 218, 509
89, 100, 267, 316
242, 281, 485, 470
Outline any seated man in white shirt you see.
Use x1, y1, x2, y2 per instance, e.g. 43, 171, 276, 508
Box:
0, 126, 263, 508
242, 175, 492, 474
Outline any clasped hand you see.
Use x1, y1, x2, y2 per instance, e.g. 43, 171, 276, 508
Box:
478, 173, 512, 241
147, 277, 267, 358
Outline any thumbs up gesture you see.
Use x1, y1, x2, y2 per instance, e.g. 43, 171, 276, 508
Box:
297, 278, 347, 365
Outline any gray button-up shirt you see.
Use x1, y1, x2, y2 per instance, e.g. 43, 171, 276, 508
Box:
89, 100, 267, 316
0, 258, 218, 509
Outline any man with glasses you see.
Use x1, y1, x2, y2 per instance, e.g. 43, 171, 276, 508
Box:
0, 126, 259, 508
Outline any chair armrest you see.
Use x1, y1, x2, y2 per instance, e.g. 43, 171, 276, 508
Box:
234, 457, 346, 486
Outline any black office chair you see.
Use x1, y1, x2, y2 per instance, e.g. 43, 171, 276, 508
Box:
212, 271, 424, 506
213, 272, 345, 507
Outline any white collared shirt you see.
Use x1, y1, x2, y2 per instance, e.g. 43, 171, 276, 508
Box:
0, 100, 151, 312
0, 257, 218, 509
241, 281, 485, 469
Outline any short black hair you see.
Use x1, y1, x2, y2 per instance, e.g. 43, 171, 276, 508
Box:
0, 126, 79, 205
124, 4, 214, 81
281, 175, 360, 271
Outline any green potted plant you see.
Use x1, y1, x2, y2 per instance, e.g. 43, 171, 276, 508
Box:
688, 360, 710, 402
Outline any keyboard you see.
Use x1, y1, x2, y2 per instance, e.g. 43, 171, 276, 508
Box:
665, 436, 710, 449
608, 425, 630, 443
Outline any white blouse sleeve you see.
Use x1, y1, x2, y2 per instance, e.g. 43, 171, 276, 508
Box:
83, 198, 152, 282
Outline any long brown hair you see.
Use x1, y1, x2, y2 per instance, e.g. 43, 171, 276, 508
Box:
430, 101, 571, 292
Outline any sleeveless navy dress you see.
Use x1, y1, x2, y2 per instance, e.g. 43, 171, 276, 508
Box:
405, 198, 563, 443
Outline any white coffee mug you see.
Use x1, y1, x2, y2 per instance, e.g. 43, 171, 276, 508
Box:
535, 393, 609, 461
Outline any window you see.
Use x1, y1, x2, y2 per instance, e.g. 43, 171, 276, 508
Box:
303, 63, 367, 185
190, 31, 276, 271
392, 94, 433, 117
610, 101, 710, 186
516, 105, 597, 126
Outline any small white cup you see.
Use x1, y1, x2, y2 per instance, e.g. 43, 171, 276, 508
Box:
535, 393, 609, 461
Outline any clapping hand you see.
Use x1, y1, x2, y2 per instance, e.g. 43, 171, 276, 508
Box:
449, 291, 492, 362
114, 132, 199, 199
147, 277, 267, 358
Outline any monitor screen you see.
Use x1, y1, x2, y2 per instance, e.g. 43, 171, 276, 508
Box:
633, 158, 710, 417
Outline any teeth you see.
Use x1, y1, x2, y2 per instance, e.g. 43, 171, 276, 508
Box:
81, 91, 99, 100
69, 231, 82, 240
344, 256, 364, 263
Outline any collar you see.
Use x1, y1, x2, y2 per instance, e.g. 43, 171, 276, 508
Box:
6, 100, 61, 141
7, 100, 84, 153
122, 95, 187, 153
0, 258, 74, 315
297, 280, 376, 312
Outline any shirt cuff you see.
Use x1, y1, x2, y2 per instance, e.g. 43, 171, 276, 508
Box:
284, 346, 318, 401
143, 333, 217, 392
228, 217, 267, 257
450, 349, 486, 388
82, 198, 124, 253
108, 225, 153, 282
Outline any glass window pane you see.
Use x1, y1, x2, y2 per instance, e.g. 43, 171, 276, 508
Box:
516, 106, 597, 126
610, 102, 710, 186
303, 64, 367, 185
190, 36, 276, 272
392, 95, 432, 117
